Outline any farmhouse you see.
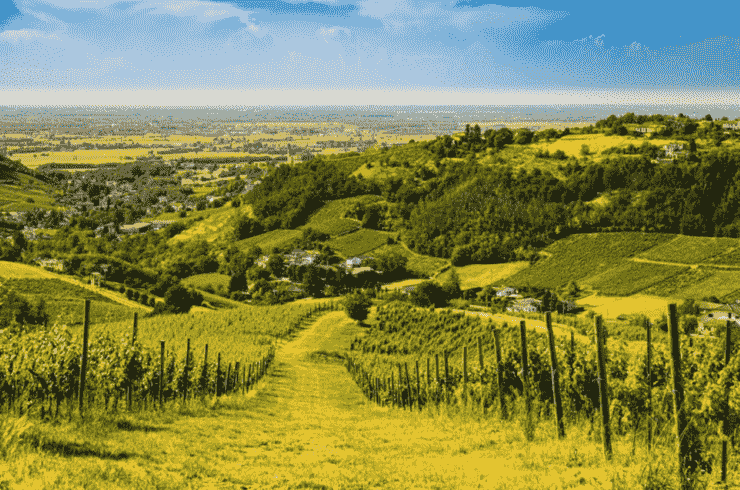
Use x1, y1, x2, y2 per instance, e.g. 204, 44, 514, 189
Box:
496, 287, 518, 297
507, 297, 542, 313
35, 257, 65, 272
120, 222, 152, 234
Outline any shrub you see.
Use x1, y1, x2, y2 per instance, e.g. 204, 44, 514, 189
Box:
344, 291, 372, 322
125, 289, 133, 300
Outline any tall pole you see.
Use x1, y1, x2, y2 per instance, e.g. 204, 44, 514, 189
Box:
78, 299, 91, 416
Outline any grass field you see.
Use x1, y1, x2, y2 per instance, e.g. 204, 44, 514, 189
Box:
372, 243, 449, 278
503, 232, 675, 290
167, 206, 241, 243
0, 276, 135, 326
436, 262, 530, 290
575, 293, 681, 322
182, 272, 230, 291
0, 174, 59, 211
636, 235, 738, 264
302, 195, 383, 237
327, 228, 395, 257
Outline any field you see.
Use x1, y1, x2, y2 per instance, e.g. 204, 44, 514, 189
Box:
0, 175, 59, 211
302, 195, 383, 237
182, 272, 230, 291
642, 267, 740, 302
16, 149, 282, 169
372, 243, 449, 278
235, 229, 303, 252
582, 261, 688, 296
636, 235, 738, 264
0, 277, 135, 326
531, 133, 679, 160
503, 232, 675, 290
436, 262, 530, 290
75, 301, 332, 363
327, 228, 395, 257
167, 205, 241, 243
575, 293, 681, 322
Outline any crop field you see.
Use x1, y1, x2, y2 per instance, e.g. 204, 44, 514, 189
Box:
530, 134, 679, 159
79, 302, 332, 363
636, 235, 738, 264
642, 267, 740, 301
381, 278, 427, 290
0, 261, 59, 279
704, 247, 740, 267
373, 243, 449, 278
235, 228, 303, 252
582, 261, 688, 296
16, 149, 283, 169
327, 228, 395, 257
436, 262, 530, 290
182, 272, 230, 291
503, 232, 675, 290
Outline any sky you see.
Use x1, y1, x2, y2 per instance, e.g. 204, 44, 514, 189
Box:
0, 0, 738, 106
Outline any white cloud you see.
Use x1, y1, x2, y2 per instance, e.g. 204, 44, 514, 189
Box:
0, 28, 60, 42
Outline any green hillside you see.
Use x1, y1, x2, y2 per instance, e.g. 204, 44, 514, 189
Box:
301, 195, 383, 237
500, 232, 740, 303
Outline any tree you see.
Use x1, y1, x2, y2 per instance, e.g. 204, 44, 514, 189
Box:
343, 291, 372, 322
302, 264, 324, 297
266, 254, 285, 278
410, 281, 446, 308
163, 284, 202, 314
580, 144, 590, 157
232, 213, 263, 240
441, 268, 462, 301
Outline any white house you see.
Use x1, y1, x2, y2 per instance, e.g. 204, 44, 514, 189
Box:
346, 257, 363, 268
496, 287, 518, 297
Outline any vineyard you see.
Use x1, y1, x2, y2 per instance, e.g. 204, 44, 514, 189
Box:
302, 195, 382, 237
346, 301, 740, 486
327, 228, 395, 257
0, 300, 339, 420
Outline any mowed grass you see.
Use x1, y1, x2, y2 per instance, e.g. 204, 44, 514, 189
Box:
5, 310, 727, 490
504, 232, 675, 290
436, 262, 530, 290
302, 195, 383, 237
182, 272, 230, 291
327, 228, 395, 257
636, 235, 739, 264
575, 293, 681, 322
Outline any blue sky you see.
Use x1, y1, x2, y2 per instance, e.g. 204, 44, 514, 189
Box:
0, 0, 737, 105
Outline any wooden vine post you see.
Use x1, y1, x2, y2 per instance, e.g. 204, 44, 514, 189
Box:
216, 353, 222, 397
435, 354, 440, 404
415, 360, 421, 411
722, 319, 733, 484
463, 346, 468, 406
595, 315, 612, 460
546, 312, 566, 439
426, 358, 431, 403
159, 340, 165, 408
234, 362, 241, 394
127, 312, 138, 411
493, 326, 506, 419
398, 364, 405, 409
202, 344, 209, 395
404, 363, 412, 409
78, 299, 91, 416
444, 352, 450, 403
183, 339, 191, 401
519, 320, 533, 441
478, 337, 484, 412
645, 316, 653, 452
667, 303, 691, 490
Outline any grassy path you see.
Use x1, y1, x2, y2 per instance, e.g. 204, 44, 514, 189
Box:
8, 311, 728, 489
